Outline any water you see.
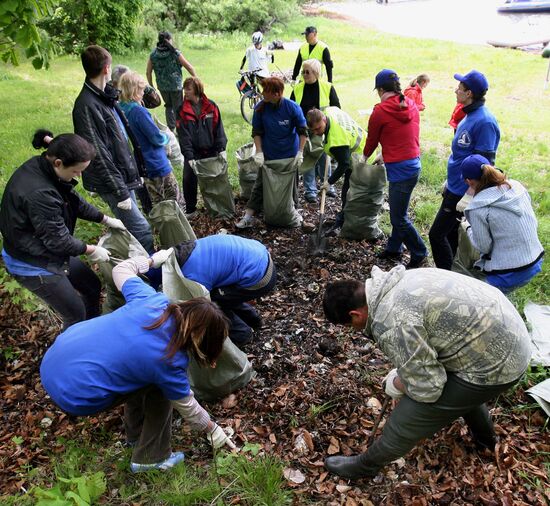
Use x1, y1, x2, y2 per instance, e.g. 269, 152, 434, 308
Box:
322, 0, 550, 46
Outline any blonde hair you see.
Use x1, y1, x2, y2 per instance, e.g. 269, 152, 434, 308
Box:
303, 59, 321, 79
118, 71, 147, 102
409, 73, 430, 87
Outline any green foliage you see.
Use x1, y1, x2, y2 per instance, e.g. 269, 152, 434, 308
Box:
0, 0, 56, 68
0, 268, 39, 311
39, 0, 144, 55
31, 471, 106, 506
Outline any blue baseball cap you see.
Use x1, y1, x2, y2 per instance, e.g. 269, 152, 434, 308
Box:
374, 69, 400, 89
461, 154, 490, 180
454, 70, 489, 96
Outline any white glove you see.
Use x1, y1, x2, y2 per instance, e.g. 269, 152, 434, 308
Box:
253, 152, 264, 167
293, 151, 304, 168
150, 248, 173, 268
102, 216, 126, 230
383, 368, 404, 400
218, 151, 227, 161
373, 153, 384, 165
360, 155, 368, 164
88, 246, 111, 263
207, 423, 236, 450
117, 198, 132, 211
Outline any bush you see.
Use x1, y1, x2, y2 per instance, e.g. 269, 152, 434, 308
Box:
39, 0, 144, 55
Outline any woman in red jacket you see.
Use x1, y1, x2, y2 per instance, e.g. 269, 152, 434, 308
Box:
403, 74, 429, 112
363, 69, 428, 269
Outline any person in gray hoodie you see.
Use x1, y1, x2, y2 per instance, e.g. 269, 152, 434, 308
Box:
321, 265, 531, 480
461, 154, 544, 293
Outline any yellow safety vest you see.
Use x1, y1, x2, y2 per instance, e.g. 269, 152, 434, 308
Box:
323, 107, 366, 155
299, 40, 328, 62
293, 80, 332, 110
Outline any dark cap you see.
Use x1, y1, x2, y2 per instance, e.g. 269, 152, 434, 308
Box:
302, 26, 317, 35
461, 154, 490, 180
374, 69, 400, 89
454, 70, 489, 96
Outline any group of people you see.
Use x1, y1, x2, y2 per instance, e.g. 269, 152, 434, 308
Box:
0, 25, 543, 480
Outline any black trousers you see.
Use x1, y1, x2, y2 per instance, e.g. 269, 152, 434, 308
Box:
14, 257, 101, 330
334, 169, 352, 228
183, 159, 198, 214
210, 263, 277, 346
356, 374, 518, 476
429, 190, 463, 270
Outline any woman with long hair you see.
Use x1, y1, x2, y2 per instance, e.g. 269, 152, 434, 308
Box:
40, 253, 236, 473
363, 69, 428, 269
461, 154, 544, 293
403, 74, 430, 112
0, 130, 124, 329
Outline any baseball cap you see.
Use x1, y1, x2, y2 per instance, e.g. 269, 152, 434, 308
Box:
302, 26, 317, 35
461, 154, 490, 180
374, 69, 400, 89
454, 70, 489, 96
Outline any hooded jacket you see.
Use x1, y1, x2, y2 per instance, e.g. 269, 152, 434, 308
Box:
464, 180, 544, 273
363, 94, 420, 163
403, 84, 425, 111
0, 155, 104, 274
364, 265, 530, 403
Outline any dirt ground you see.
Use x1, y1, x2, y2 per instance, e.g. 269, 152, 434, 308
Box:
1, 198, 549, 504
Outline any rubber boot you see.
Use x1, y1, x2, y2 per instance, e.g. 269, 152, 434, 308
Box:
324, 454, 377, 480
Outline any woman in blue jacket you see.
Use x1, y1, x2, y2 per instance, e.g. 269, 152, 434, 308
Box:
119, 71, 185, 210
40, 253, 236, 473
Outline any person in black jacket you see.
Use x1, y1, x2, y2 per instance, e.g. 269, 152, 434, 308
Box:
0, 130, 126, 329
176, 77, 227, 218
72, 45, 154, 253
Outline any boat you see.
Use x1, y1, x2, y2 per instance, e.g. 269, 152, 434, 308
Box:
498, 0, 550, 13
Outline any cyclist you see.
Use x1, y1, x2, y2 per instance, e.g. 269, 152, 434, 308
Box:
240, 31, 273, 81
292, 26, 333, 83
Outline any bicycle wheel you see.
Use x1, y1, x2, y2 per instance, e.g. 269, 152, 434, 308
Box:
241, 90, 262, 125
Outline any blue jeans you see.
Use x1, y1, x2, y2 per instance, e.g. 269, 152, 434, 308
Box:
303, 154, 335, 198
386, 175, 428, 262
98, 190, 154, 254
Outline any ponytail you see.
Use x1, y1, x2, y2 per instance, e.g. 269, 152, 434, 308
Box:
145, 298, 229, 367
32, 129, 96, 166
410, 73, 429, 88
474, 164, 510, 195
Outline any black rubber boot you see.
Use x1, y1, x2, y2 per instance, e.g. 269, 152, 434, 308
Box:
324, 455, 376, 480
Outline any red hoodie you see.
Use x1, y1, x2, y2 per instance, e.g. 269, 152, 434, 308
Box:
404, 83, 425, 111
363, 94, 420, 163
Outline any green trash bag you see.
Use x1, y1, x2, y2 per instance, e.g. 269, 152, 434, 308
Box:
236, 143, 258, 200
452, 221, 485, 280
301, 134, 324, 174
193, 154, 235, 219
149, 199, 196, 248
262, 158, 301, 228
341, 155, 386, 240
161, 251, 256, 402
97, 228, 149, 313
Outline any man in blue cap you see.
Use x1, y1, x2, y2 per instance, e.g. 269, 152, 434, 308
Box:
429, 70, 500, 270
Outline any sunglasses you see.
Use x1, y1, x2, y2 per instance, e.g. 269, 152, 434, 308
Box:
301, 70, 312, 75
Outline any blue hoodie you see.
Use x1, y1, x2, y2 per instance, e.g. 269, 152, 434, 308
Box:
120, 101, 172, 178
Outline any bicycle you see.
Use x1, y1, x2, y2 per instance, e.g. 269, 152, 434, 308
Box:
236, 70, 263, 125
236, 68, 294, 125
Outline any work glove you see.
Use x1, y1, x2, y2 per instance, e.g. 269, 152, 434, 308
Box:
102, 216, 126, 230
383, 368, 404, 400
360, 155, 369, 164
292, 151, 304, 169
117, 198, 132, 211
150, 248, 174, 268
218, 151, 227, 161
253, 151, 265, 167
207, 423, 237, 450
88, 246, 111, 263
373, 153, 384, 165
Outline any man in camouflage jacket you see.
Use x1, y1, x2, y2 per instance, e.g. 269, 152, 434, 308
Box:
322, 265, 531, 480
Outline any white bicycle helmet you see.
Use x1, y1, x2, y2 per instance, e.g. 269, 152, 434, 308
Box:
252, 32, 263, 45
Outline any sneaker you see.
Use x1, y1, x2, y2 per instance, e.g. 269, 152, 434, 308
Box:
376, 250, 402, 261
305, 194, 318, 204
130, 452, 185, 473
235, 215, 256, 229
406, 256, 430, 270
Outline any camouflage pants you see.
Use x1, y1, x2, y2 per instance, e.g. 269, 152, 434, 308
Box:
144, 172, 185, 211
356, 373, 518, 475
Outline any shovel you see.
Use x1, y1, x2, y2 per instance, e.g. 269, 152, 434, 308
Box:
307, 155, 331, 256
367, 395, 391, 447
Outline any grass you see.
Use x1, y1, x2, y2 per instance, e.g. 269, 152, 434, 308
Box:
1, 11, 550, 504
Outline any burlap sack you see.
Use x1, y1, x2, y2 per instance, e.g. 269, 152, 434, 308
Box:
340, 155, 386, 240
236, 143, 258, 200
193, 155, 235, 219
262, 157, 301, 227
